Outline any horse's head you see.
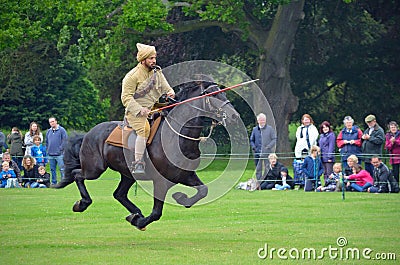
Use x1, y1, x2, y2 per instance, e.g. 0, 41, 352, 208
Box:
173, 81, 239, 126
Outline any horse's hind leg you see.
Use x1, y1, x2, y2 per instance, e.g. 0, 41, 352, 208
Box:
113, 174, 144, 219
72, 169, 92, 212
126, 179, 171, 230
172, 172, 208, 208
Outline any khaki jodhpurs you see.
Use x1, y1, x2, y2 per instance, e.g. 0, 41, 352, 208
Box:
126, 114, 150, 138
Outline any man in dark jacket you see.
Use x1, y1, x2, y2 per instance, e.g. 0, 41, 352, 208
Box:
46, 117, 68, 184
362, 115, 385, 176
368, 156, 389, 193
250, 113, 277, 180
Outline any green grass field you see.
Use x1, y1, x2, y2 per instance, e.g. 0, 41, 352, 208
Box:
1, 160, 399, 264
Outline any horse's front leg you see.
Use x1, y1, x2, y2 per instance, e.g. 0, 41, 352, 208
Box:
172, 172, 208, 208
72, 169, 92, 212
126, 179, 172, 230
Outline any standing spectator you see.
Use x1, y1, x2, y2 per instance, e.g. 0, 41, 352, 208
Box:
361, 114, 385, 177
250, 113, 277, 181
336, 116, 363, 169
0, 129, 7, 158
294, 114, 319, 159
318, 121, 336, 183
7, 127, 24, 170
31, 135, 47, 166
368, 156, 389, 193
385, 121, 400, 183
24, 121, 43, 156
1, 152, 22, 185
302, 145, 324, 191
345, 164, 373, 192
46, 117, 68, 184
21, 155, 39, 188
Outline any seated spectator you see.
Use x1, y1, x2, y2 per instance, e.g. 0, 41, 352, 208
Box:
344, 154, 359, 176
31, 135, 47, 166
345, 164, 373, 192
336, 116, 363, 169
1, 152, 22, 185
1, 161, 20, 188
30, 166, 50, 188
7, 127, 24, 170
385, 121, 400, 183
259, 153, 290, 190
273, 167, 295, 190
368, 156, 389, 193
317, 162, 342, 192
21, 155, 39, 188
302, 145, 324, 191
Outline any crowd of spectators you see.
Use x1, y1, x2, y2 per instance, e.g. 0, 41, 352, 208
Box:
250, 113, 399, 193
0, 117, 67, 188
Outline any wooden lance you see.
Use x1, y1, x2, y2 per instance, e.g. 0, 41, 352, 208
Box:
150, 79, 259, 114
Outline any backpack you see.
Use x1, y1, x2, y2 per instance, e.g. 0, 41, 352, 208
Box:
388, 170, 399, 193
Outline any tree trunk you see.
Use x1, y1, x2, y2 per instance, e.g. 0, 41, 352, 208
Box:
255, 0, 305, 158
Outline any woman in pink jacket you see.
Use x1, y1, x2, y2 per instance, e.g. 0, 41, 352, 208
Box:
345, 164, 373, 192
385, 121, 400, 183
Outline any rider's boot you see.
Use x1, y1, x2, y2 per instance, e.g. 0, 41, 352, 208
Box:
132, 135, 147, 174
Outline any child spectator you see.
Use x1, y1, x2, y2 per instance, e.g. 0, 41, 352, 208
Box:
31, 135, 47, 166
317, 163, 342, 192
1, 152, 22, 185
7, 127, 24, 170
273, 168, 295, 190
24, 122, 43, 156
1, 161, 20, 188
302, 145, 324, 191
345, 164, 373, 192
30, 166, 50, 188
21, 155, 39, 188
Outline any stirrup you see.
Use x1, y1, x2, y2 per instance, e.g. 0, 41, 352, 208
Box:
132, 161, 145, 174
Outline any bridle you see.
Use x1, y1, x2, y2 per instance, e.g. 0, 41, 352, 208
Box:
163, 83, 231, 141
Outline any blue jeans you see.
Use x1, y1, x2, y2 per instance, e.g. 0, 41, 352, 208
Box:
351, 182, 372, 192
30, 182, 47, 188
275, 183, 291, 190
49, 155, 64, 184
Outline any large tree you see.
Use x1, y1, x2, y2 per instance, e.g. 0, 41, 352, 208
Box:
148, 0, 305, 153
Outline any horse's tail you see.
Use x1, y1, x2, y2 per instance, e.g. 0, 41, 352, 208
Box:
52, 133, 85, 189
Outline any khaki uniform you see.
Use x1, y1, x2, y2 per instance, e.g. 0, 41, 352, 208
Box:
121, 63, 174, 137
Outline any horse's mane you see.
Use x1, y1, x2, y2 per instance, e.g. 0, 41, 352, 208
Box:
174, 81, 216, 102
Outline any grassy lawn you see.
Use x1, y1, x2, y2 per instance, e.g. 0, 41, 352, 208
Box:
1, 160, 399, 264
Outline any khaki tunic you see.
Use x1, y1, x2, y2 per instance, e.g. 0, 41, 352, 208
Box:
121, 63, 174, 137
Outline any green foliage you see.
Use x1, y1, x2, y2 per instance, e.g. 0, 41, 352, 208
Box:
291, 0, 400, 128
0, 42, 108, 131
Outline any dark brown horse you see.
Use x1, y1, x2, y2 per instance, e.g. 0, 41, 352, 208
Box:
53, 81, 239, 230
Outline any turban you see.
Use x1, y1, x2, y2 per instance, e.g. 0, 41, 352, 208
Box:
136, 43, 156, 62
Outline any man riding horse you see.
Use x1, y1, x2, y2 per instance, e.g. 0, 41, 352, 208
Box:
121, 43, 175, 174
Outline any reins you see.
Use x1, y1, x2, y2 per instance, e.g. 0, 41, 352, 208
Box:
164, 117, 217, 142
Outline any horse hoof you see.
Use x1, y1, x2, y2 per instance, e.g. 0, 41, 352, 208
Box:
172, 192, 191, 207
73, 201, 81, 212
126, 213, 146, 231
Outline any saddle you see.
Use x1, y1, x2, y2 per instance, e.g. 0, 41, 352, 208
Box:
105, 116, 162, 148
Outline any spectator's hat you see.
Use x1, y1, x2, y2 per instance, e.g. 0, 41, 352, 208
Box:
365, 114, 376, 123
